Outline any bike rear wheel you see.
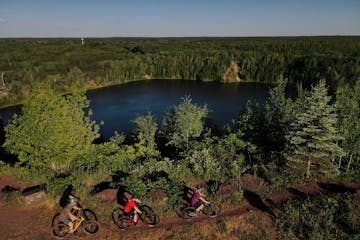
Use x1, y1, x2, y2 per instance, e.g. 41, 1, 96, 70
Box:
51, 223, 69, 238
180, 206, 196, 219
83, 220, 99, 234
117, 216, 134, 230
51, 212, 60, 227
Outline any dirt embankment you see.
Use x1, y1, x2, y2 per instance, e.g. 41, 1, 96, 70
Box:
223, 61, 241, 82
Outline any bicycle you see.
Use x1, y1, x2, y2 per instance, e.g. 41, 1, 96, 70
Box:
112, 204, 160, 230
179, 203, 220, 219
51, 208, 98, 227
51, 209, 99, 238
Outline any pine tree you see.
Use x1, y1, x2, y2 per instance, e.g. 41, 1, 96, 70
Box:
285, 80, 344, 178
336, 79, 360, 171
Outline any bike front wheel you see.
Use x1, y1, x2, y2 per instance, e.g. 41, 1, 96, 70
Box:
203, 204, 220, 218
112, 208, 123, 225
82, 209, 98, 221
83, 220, 99, 234
51, 223, 69, 238
141, 212, 160, 226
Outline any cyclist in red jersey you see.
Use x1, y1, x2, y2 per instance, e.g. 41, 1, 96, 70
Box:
123, 195, 142, 224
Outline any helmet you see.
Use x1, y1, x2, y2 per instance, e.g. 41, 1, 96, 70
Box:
69, 195, 79, 204
195, 184, 203, 190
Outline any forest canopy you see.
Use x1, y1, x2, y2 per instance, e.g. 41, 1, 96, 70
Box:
0, 37, 360, 106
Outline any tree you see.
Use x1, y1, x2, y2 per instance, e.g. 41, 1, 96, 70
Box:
336, 79, 360, 171
284, 80, 345, 178
3, 84, 100, 175
162, 96, 209, 152
132, 112, 160, 160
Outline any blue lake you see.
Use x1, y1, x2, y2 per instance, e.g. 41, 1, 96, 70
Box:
0, 80, 274, 139
86, 80, 271, 138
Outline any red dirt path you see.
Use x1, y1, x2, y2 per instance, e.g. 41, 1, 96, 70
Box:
0, 175, 359, 240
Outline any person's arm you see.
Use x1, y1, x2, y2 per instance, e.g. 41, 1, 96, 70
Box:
199, 196, 210, 204
134, 198, 142, 204
134, 206, 142, 214
73, 205, 81, 211
65, 206, 78, 222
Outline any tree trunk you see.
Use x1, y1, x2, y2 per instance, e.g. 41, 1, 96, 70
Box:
338, 156, 342, 169
306, 159, 311, 178
1, 72, 4, 86
347, 153, 353, 172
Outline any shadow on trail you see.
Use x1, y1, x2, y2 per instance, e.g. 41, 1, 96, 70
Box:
287, 187, 308, 199
243, 190, 275, 217
317, 182, 357, 194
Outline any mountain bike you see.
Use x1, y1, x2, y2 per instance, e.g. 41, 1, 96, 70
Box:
51, 209, 99, 238
180, 203, 220, 219
112, 204, 160, 230
51, 207, 98, 227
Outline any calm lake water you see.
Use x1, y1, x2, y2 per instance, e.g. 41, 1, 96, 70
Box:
0, 80, 272, 139
87, 80, 271, 138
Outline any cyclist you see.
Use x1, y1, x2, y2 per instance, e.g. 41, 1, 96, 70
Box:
189, 185, 210, 216
58, 195, 82, 234
123, 195, 142, 225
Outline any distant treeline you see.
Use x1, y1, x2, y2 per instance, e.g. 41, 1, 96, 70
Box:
0, 37, 360, 106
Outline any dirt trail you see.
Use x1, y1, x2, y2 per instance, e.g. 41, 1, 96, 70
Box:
0, 177, 359, 240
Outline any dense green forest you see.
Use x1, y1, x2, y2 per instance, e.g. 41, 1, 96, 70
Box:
0, 37, 359, 238
1, 37, 360, 106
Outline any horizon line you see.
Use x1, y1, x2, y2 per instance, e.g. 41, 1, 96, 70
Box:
1, 34, 360, 39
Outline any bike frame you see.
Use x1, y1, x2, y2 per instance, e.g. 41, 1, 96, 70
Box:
71, 216, 85, 233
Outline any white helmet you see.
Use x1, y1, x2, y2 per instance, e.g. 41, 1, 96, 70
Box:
69, 195, 79, 204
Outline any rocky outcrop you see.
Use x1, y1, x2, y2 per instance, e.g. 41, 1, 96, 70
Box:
223, 61, 241, 83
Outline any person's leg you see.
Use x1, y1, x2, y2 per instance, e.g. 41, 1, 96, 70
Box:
129, 209, 138, 224
68, 221, 74, 233
133, 212, 139, 224
195, 203, 204, 213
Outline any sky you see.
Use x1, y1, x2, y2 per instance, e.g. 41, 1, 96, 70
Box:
0, 0, 359, 37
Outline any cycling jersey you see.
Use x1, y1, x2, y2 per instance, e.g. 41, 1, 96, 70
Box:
124, 198, 136, 213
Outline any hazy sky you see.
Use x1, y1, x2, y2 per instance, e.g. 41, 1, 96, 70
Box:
0, 0, 359, 37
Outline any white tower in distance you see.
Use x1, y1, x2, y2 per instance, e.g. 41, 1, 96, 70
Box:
81, 38, 84, 45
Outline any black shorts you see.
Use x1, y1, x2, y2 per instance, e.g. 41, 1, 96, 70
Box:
124, 208, 135, 218
193, 201, 202, 209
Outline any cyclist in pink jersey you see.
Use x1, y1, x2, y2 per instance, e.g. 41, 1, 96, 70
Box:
190, 185, 210, 216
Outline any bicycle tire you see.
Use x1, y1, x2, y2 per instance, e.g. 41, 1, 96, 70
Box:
180, 206, 196, 219
51, 223, 69, 238
139, 205, 154, 214
51, 212, 61, 227
112, 208, 124, 225
82, 209, 98, 221
203, 204, 220, 218
83, 220, 99, 234
117, 216, 134, 230
141, 212, 159, 226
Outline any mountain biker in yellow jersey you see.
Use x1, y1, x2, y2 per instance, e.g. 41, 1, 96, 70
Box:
58, 195, 81, 234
